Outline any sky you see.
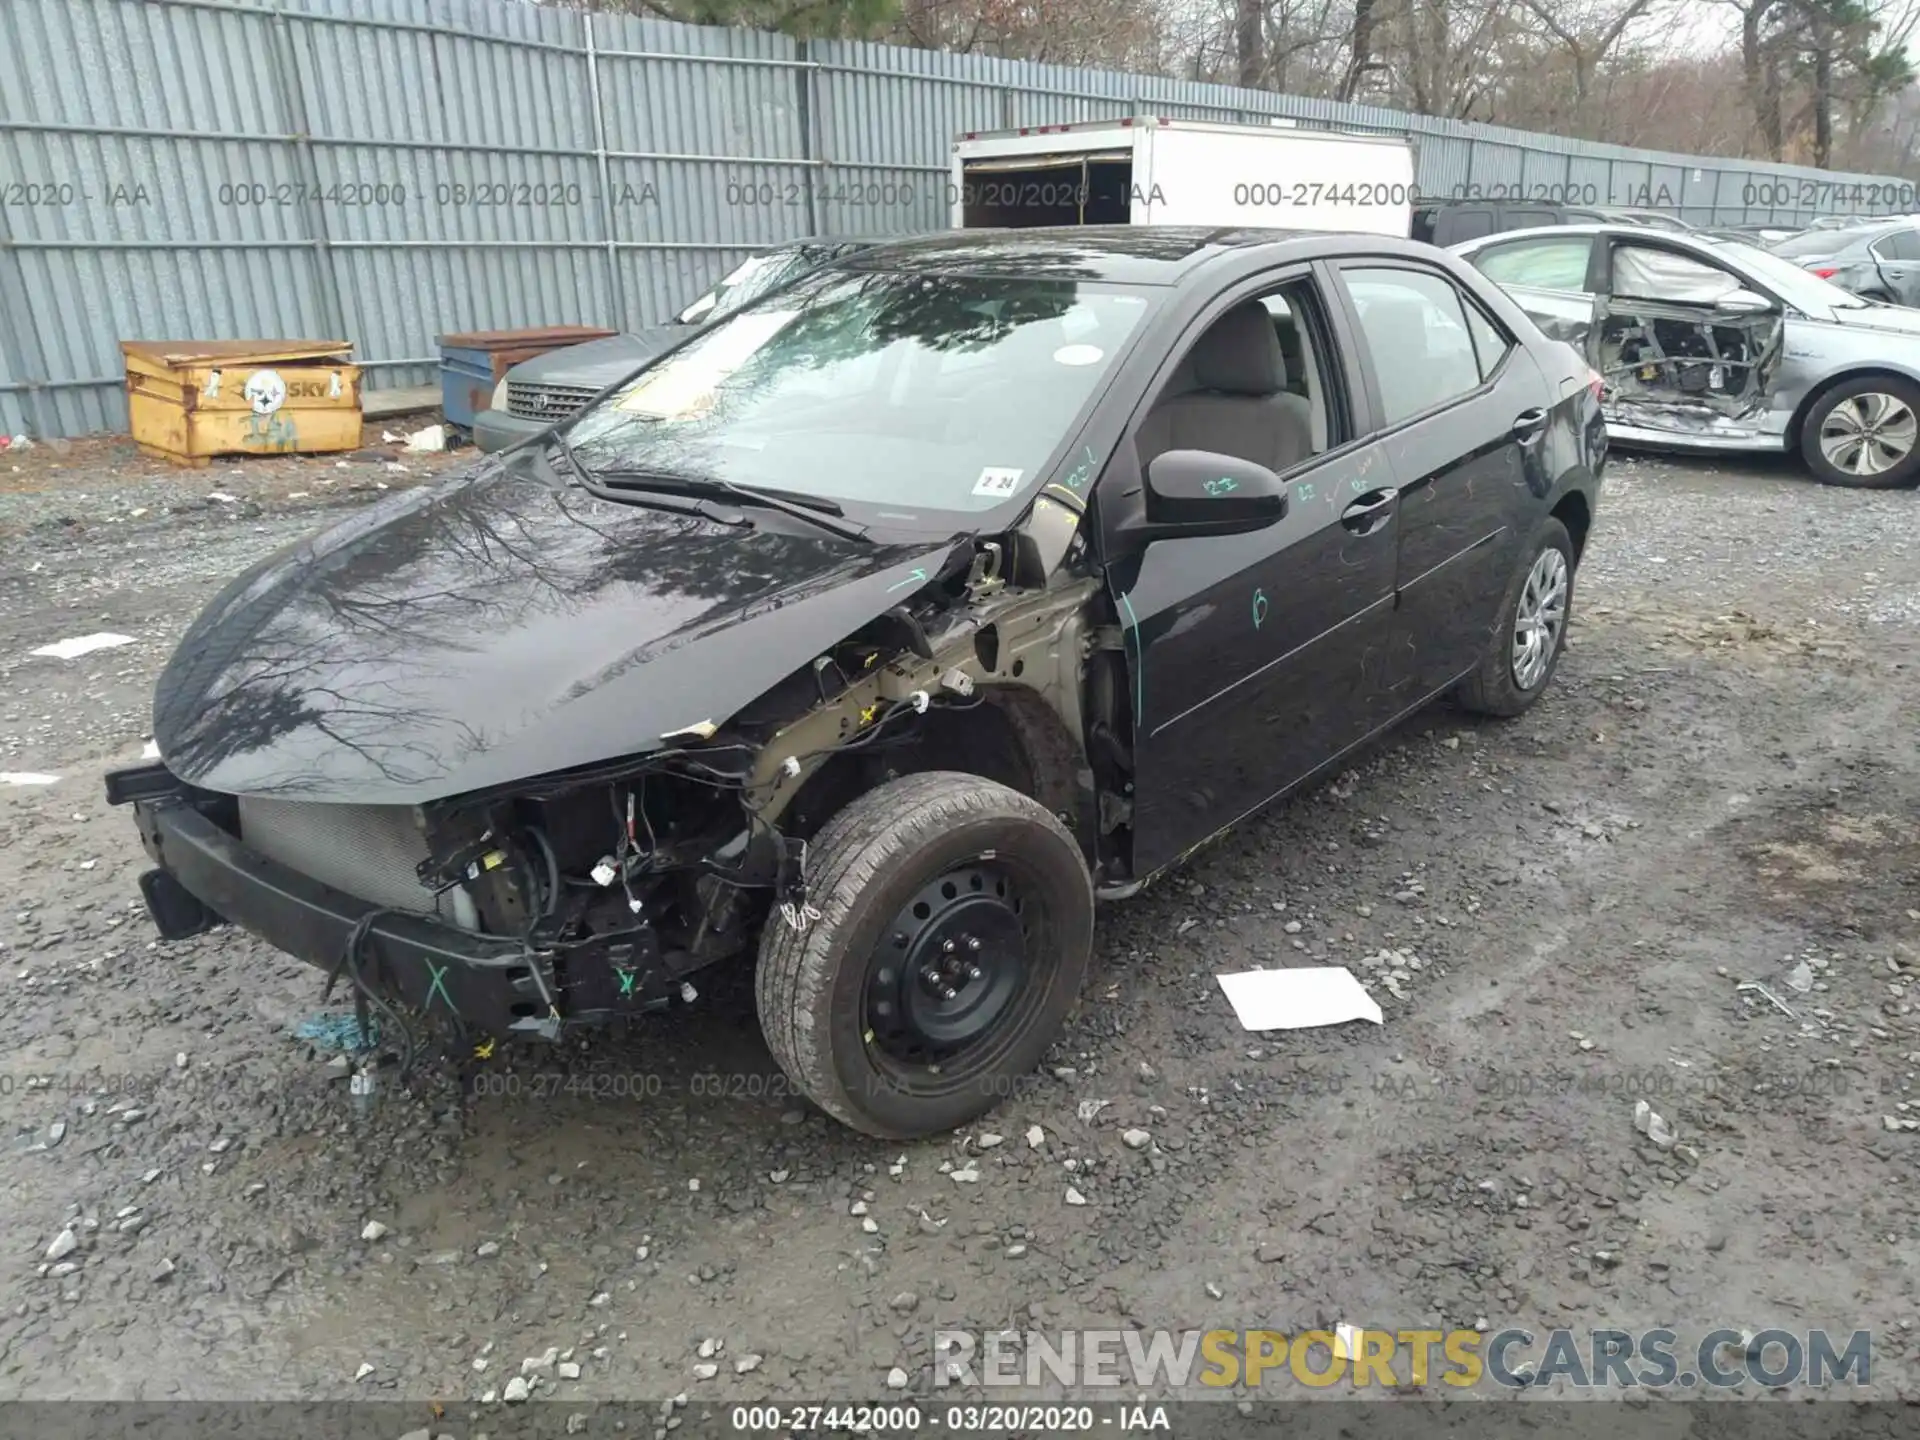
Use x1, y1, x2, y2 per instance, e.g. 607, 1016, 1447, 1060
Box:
1631, 0, 1740, 55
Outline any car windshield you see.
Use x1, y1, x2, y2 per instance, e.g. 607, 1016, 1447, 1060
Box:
1705, 237, 1870, 309
567, 267, 1153, 520
676, 250, 816, 324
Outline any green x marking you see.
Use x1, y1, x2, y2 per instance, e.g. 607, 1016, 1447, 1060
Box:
617, 968, 636, 997
424, 960, 455, 1013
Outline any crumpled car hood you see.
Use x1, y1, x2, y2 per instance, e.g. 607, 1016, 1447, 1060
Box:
153, 451, 958, 804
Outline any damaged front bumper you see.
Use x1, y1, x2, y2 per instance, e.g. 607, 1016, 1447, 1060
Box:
111, 764, 555, 1038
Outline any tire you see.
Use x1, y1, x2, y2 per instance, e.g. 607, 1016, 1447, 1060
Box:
1455, 516, 1575, 719
1800, 373, 1920, 489
755, 771, 1093, 1138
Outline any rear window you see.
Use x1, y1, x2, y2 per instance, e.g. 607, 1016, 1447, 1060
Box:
1437, 209, 1496, 243
1503, 208, 1561, 229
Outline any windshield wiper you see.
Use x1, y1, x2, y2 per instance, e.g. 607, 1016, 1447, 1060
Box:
540, 440, 751, 527
593, 467, 873, 545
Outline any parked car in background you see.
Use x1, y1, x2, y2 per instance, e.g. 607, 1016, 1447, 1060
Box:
1736, 223, 1806, 246
1771, 220, 1920, 306
472, 237, 891, 453
1453, 222, 1920, 487
1598, 207, 1695, 232
1412, 199, 1691, 247
1695, 222, 1804, 247
109, 226, 1604, 1139
1414, 200, 1615, 247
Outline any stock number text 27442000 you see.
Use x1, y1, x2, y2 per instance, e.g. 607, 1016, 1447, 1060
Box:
1234, 181, 1416, 208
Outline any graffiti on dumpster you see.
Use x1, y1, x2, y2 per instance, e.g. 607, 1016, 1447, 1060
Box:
240, 369, 298, 452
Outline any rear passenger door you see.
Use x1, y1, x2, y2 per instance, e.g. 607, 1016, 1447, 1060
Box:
1463, 233, 1600, 353
1868, 227, 1920, 306
1329, 262, 1555, 714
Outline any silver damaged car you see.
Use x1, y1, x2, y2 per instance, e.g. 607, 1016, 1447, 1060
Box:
1453, 222, 1920, 488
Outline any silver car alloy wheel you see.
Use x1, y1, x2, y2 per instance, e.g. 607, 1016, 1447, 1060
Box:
1511, 548, 1568, 692
1818, 391, 1918, 477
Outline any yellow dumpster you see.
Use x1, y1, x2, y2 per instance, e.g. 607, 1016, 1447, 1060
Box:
120, 339, 363, 467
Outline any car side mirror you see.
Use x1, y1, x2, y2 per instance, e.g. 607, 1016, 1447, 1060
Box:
1130, 450, 1288, 541
1716, 289, 1773, 315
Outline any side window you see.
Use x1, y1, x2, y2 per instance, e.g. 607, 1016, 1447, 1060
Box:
1462, 300, 1513, 378
1135, 276, 1341, 478
1611, 245, 1743, 304
1876, 229, 1920, 261
1339, 267, 1488, 428
1473, 237, 1594, 292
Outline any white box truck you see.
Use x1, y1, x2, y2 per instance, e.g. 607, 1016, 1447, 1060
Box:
949, 116, 1416, 237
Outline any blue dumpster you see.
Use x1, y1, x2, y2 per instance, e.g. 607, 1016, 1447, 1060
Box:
437, 326, 617, 433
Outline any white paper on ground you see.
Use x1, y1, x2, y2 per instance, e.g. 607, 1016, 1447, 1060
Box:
31, 633, 135, 660
0, 773, 60, 786
140, 739, 160, 759
1215, 966, 1385, 1031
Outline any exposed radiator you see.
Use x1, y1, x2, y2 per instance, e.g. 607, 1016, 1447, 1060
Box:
237, 796, 463, 923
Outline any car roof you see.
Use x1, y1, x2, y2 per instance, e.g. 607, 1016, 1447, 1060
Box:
1450, 222, 1734, 255
838, 225, 1446, 285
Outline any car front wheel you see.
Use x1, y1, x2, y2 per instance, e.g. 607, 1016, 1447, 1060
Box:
1801, 374, 1920, 489
1455, 516, 1575, 719
756, 771, 1093, 1138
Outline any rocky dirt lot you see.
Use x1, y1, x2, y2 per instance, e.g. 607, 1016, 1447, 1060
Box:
0, 437, 1915, 1417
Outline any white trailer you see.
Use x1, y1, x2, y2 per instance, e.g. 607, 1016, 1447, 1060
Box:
949, 116, 1416, 238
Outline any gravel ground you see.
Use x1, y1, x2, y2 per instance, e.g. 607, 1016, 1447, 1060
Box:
0, 435, 1916, 1411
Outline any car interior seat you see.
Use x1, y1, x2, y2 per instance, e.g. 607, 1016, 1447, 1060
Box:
1138, 302, 1314, 473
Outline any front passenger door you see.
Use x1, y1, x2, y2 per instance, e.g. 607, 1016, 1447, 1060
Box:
1102, 268, 1399, 880
1595, 241, 1784, 439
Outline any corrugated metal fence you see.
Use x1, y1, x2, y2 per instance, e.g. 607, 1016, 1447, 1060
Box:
3, 0, 1916, 438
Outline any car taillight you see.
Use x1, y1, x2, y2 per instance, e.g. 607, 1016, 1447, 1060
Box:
1587, 368, 1606, 402
1809, 266, 1839, 278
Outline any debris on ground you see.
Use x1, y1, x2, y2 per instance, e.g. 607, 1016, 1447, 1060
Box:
1216, 966, 1385, 1029
29, 632, 135, 660
402, 423, 448, 454
1632, 1100, 1676, 1150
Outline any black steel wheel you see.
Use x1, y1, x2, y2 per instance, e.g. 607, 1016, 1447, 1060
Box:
756, 772, 1093, 1138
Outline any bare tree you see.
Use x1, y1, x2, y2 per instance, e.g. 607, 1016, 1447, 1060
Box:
1516, 0, 1656, 107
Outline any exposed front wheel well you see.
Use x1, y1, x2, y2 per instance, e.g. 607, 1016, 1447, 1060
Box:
772, 687, 1093, 864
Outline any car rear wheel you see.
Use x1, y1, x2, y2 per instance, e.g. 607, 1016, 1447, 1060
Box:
1801, 375, 1920, 489
1455, 517, 1575, 719
756, 771, 1093, 1138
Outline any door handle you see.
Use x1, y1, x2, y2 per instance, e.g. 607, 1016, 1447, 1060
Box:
1512, 407, 1548, 440
1340, 490, 1396, 533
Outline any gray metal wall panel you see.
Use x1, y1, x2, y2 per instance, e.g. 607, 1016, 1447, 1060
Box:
5, 0, 1919, 436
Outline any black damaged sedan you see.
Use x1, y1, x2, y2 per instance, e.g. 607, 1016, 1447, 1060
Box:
110, 227, 1605, 1138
